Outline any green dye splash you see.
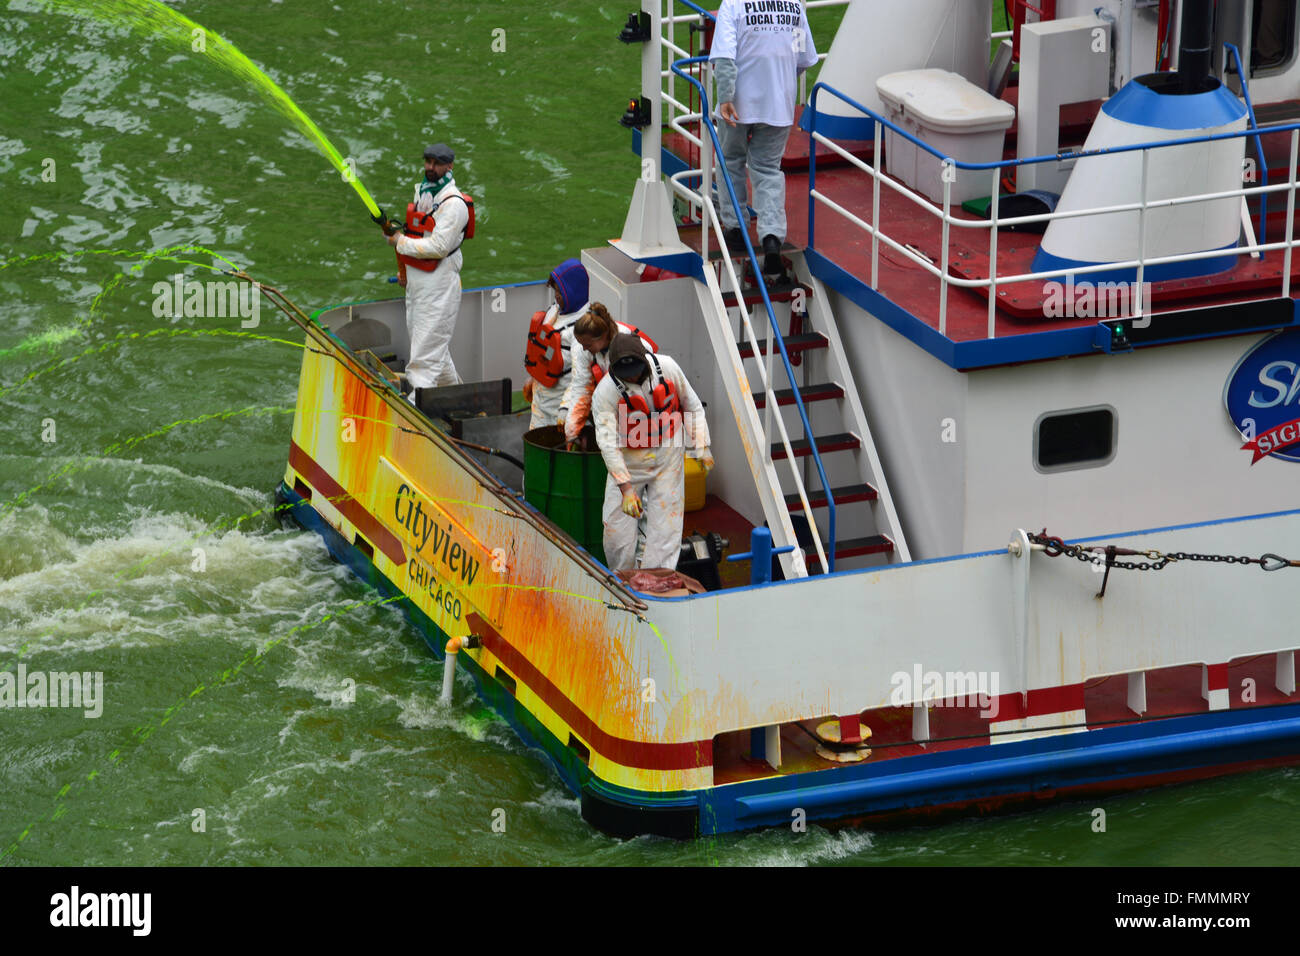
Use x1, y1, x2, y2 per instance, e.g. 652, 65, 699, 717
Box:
0, 327, 303, 400
0, 244, 245, 360
41, 0, 381, 219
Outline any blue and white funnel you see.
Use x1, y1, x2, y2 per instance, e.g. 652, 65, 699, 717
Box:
1033, 74, 1247, 285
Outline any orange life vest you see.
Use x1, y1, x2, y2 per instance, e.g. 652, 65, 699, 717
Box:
524, 309, 570, 387
591, 322, 658, 385
615, 353, 680, 449
395, 193, 475, 279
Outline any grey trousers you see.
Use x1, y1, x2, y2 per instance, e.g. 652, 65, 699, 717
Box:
716, 120, 792, 242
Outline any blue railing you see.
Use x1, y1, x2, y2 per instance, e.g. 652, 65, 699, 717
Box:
670, 52, 838, 573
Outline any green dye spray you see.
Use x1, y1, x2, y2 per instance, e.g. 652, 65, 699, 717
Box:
42, 0, 382, 219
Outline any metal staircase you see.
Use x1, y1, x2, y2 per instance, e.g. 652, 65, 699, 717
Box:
709, 250, 910, 571
643, 6, 908, 577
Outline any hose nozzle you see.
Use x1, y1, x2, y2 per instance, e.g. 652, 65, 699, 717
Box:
372, 208, 400, 236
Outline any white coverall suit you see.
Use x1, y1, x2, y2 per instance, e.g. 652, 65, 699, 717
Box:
529, 303, 587, 429
592, 354, 710, 571
561, 322, 656, 442
395, 176, 468, 388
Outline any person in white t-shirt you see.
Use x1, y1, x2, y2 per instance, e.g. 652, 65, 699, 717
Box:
709, 0, 817, 281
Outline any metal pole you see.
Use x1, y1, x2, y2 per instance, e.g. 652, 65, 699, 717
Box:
988, 166, 1000, 338
1285, 129, 1298, 299
701, 59, 713, 261
872, 120, 882, 289
642, 0, 662, 179
939, 169, 952, 336
1135, 149, 1149, 321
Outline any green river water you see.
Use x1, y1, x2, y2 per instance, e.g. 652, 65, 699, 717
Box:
0, 0, 1296, 867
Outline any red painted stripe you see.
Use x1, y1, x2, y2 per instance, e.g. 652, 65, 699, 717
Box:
990, 683, 1087, 722
468, 613, 713, 772
1206, 663, 1229, 691
289, 441, 407, 567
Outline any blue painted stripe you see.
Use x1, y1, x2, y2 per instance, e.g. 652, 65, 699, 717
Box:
798, 108, 874, 141
733, 712, 1300, 820
1031, 241, 1240, 285
805, 247, 1297, 370
1103, 77, 1248, 130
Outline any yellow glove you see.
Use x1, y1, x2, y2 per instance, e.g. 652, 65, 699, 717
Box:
522, 379, 534, 402
621, 489, 643, 518
699, 452, 714, 474
556, 412, 567, 431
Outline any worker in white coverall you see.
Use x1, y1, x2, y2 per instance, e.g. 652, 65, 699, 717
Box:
522, 258, 590, 429
560, 302, 657, 443
592, 333, 712, 571
710, 0, 818, 280
387, 143, 468, 393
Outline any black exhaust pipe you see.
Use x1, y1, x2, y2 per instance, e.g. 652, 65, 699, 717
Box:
1178, 0, 1214, 93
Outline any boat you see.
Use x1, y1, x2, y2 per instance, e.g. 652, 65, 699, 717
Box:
267, 0, 1300, 837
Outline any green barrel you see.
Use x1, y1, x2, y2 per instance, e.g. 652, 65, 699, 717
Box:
522, 427, 608, 565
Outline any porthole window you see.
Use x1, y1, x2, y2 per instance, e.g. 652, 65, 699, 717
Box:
1034, 406, 1117, 472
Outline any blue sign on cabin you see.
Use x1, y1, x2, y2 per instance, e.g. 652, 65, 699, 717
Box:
1224, 328, 1300, 464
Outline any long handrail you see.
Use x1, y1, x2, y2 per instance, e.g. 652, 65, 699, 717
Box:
670, 52, 837, 572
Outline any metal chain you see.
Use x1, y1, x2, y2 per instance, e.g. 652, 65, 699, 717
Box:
1028, 532, 1299, 573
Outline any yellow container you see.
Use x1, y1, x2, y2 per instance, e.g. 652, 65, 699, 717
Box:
684, 456, 707, 512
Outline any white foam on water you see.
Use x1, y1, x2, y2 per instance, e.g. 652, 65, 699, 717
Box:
520, 149, 570, 180
0, 508, 344, 655
522, 785, 582, 816
178, 743, 226, 774
713, 825, 877, 868
0, 503, 78, 579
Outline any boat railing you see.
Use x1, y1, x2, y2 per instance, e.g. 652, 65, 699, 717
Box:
807, 80, 1300, 339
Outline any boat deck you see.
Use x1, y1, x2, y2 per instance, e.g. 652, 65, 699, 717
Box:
665, 97, 1300, 348
713, 654, 1297, 787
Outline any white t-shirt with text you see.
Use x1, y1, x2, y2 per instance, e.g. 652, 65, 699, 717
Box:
710, 0, 818, 127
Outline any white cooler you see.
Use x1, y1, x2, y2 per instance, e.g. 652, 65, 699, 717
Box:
875, 69, 1015, 205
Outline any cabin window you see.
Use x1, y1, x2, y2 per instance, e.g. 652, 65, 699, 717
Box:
1034, 406, 1117, 472
1252, 0, 1296, 75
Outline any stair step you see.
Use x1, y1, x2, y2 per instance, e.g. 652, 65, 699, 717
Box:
721, 284, 811, 309
754, 382, 844, 409
809, 535, 895, 567
785, 483, 878, 510
771, 432, 860, 461
738, 332, 828, 360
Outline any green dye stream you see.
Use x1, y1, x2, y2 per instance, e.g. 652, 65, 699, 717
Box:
0, 0, 1295, 866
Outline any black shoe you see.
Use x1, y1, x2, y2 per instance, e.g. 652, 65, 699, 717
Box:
761, 234, 784, 278
723, 227, 747, 252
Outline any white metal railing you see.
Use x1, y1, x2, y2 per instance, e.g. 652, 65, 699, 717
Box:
808, 82, 1300, 339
